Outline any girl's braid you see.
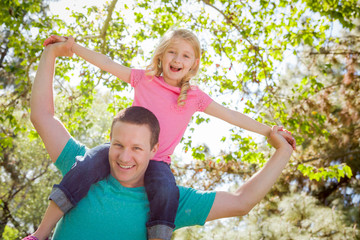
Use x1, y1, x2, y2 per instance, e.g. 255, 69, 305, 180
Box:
178, 77, 191, 106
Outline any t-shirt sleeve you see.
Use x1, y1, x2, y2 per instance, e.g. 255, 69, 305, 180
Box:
196, 89, 213, 112
54, 138, 87, 176
175, 186, 216, 229
130, 69, 147, 88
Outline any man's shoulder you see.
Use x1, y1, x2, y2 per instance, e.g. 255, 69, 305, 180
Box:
54, 137, 87, 176
178, 186, 216, 201
175, 186, 216, 229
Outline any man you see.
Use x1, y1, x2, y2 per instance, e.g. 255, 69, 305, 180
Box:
28, 38, 294, 240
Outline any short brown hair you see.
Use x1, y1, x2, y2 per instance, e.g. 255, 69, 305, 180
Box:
110, 106, 160, 149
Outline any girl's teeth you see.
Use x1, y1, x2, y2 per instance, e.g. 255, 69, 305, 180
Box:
171, 66, 181, 71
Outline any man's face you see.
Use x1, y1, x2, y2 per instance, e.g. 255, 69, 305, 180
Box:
109, 121, 158, 188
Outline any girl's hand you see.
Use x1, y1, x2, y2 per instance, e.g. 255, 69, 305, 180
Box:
43, 35, 68, 46
44, 35, 74, 58
267, 126, 294, 152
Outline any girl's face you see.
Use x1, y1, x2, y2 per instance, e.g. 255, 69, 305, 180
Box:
161, 38, 199, 87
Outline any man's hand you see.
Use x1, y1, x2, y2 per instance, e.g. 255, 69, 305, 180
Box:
207, 125, 293, 222
268, 126, 294, 151
278, 128, 296, 150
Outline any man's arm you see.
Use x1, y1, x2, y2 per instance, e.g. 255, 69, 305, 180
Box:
206, 126, 293, 221
30, 40, 74, 162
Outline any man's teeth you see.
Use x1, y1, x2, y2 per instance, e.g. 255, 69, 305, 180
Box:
119, 164, 133, 169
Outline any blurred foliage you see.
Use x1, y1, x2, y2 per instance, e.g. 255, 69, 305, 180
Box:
1, 0, 359, 238
173, 193, 359, 239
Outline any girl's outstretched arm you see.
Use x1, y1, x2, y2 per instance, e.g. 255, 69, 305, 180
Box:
204, 101, 296, 149
44, 35, 132, 83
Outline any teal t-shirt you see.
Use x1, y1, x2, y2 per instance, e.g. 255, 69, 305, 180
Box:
52, 138, 216, 239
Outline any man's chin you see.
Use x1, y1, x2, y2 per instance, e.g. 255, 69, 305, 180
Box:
113, 175, 144, 188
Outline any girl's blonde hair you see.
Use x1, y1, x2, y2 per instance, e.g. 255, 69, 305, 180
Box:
146, 29, 201, 106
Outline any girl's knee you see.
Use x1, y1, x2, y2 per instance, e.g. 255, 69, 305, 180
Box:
156, 182, 179, 199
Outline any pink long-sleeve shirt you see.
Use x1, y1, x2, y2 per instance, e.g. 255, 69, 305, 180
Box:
130, 69, 213, 164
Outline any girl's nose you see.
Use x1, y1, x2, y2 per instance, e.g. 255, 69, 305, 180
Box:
173, 54, 180, 63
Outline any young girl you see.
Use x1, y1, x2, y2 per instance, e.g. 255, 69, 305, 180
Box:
24, 29, 295, 240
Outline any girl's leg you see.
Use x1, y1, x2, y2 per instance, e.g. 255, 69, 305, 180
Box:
144, 160, 179, 240
23, 143, 111, 240
50, 143, 111, 212
31, 200, 62, 240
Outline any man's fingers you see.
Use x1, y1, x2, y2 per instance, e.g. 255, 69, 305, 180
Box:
272, 126, 297, 150
284, 129, 292, 135
276, 127, 296, 150
288, 135, 296, 150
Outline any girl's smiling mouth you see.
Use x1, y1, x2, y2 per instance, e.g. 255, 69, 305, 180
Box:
170, 66, 181, 72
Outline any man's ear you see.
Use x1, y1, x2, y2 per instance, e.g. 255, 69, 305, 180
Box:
150, 143, 159, 157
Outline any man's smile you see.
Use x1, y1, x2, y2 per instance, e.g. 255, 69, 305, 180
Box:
117, 162, 135, 169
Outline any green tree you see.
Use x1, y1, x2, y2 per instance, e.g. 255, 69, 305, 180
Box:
0, 0, 61, 237
270, 21, 360, 233
1, 0, 359, 238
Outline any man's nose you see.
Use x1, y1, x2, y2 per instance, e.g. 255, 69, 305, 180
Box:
120, 149, 132, 162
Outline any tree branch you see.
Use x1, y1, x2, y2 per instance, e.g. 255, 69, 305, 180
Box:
100, 0, 118, 54
200, 0, 270, 81
300, 150, 360, 164
75, 0, 118, 54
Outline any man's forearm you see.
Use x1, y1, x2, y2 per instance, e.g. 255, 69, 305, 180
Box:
235, 146, 292, 211
206, 127, 294, 222
30, 42, 72, 162
30, 48, 57, 120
